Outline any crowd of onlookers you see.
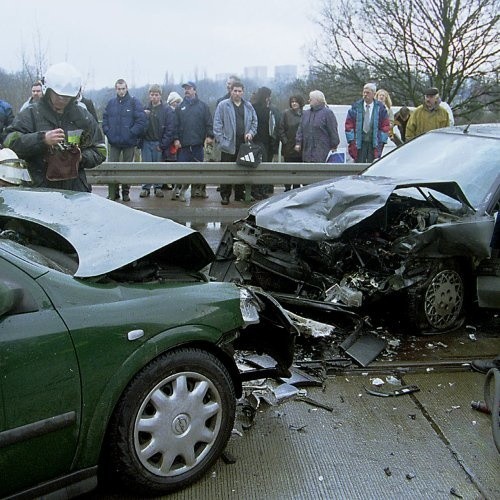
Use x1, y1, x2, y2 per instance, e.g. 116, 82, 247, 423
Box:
0, 62, 454, 204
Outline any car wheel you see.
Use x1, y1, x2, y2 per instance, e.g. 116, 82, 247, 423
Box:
104, 348, 236, 495
408, 260, 464, 332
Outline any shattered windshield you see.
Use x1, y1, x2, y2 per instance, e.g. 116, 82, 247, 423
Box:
364, 131, 499, 209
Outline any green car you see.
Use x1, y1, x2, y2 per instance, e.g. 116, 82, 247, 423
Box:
0, 188, 296, 498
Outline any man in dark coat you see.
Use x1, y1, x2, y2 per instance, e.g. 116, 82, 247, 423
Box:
139, 84, 175, 198
102, 79, 147, 201
251, 86, 280, 199
173, 81, 213, 201
4, 62, 105, 192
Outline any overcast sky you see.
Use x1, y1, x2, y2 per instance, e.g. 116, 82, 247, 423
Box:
1, 0, 318, 90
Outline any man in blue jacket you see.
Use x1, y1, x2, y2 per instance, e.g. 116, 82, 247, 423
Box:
173, 82, 213, 202
345, 83, 390, 163
0, 97, 14, 146
102, 79, 147, 201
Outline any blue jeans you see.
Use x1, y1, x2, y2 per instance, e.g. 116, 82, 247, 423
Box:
141, 140, 162, 191
174, 145, 204, 194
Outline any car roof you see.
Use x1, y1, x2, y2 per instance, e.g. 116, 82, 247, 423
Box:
431, 123, 500, 139
0, 188, 214, 277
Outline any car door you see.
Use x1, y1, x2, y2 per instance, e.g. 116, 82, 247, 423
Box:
0, 257, 81, 497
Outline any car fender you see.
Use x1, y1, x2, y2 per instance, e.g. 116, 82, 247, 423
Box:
72, 324, 237, 468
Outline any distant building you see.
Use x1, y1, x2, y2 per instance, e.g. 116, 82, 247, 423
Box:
244, 66, 268, 81
274, 65, 297, 81
215, 73, 232, 82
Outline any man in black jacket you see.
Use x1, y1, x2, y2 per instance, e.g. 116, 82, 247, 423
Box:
139, 84, 175, 198
173, 82, 212, 201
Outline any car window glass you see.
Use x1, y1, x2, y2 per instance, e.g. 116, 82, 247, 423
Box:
1, 219, 78, 275
366, 133, 500, 208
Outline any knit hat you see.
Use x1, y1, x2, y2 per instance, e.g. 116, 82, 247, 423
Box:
167, 91, 182, 105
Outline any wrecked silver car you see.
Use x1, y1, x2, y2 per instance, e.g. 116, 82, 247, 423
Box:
211, 124, 500, 333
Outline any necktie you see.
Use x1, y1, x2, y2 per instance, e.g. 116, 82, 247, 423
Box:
363, 104, 370, 133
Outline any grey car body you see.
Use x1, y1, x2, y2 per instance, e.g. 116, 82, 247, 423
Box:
211, 124, 500, 332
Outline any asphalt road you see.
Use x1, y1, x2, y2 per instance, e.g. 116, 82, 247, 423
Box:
88, 185, 500, 500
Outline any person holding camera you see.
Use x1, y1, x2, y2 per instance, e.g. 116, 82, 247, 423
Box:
4, 62, 106, 192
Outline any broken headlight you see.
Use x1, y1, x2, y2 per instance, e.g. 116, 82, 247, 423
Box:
239, 287, 261, 326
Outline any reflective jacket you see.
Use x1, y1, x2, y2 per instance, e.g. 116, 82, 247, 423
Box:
4, 95, 106, 192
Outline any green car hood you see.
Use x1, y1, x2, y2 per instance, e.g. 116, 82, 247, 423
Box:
0, 188, 214, 277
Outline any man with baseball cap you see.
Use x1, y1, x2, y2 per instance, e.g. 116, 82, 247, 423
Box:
406, 87, 450, 140
172, 82, 212, 201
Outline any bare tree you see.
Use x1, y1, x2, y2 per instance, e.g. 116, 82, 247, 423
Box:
312, 0, 500, 118
20, 23, 49, 85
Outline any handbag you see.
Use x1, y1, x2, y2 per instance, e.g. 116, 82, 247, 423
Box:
236, 141, 263, 167
45, 145, 81, 181
325, 149, 346, 164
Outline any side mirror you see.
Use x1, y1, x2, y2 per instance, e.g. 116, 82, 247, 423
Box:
0, 281, 22, 317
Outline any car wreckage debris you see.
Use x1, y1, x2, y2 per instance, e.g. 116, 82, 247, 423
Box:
340, 331, 387, 367
295, 395, 334, 412
364, 385, 420, 397
244, 354, 323, 386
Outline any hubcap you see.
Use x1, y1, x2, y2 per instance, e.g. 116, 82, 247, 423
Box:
133, 371, 222, 477
424, 269, 463, 329
172, 414, 190, 435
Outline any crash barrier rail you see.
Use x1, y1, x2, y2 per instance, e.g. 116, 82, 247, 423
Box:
85, 162, 369, 201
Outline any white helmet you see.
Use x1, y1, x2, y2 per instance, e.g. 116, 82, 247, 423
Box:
0, 149, 32, 185
44, 62, 82, 97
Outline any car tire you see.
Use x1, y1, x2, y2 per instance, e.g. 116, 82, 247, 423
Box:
103, 348, 236, 495
408, 260, 465, 332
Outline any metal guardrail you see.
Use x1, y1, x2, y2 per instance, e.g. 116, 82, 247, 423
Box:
85, 162, 368, 186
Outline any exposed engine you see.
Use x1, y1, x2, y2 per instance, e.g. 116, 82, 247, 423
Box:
231, 195, 461, 307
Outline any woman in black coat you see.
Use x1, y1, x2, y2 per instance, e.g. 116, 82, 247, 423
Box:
278, 94, 304, 191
